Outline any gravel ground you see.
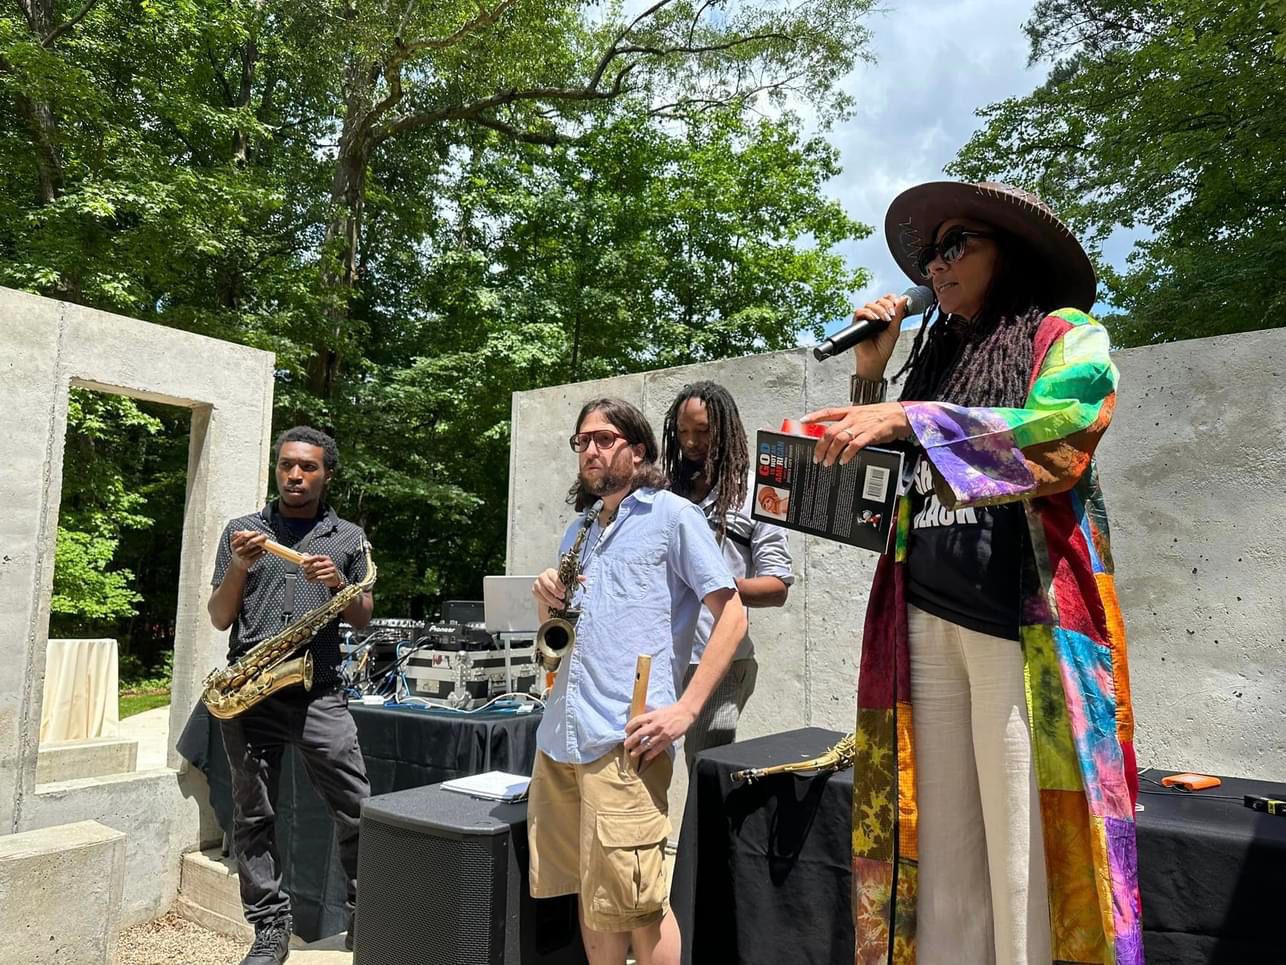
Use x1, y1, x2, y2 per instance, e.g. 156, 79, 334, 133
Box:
114, 913, 246, 965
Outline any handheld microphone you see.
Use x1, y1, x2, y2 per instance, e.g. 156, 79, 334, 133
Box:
812, 285, 934, 361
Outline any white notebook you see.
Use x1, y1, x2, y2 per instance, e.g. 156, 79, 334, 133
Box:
440, 770, 531, 802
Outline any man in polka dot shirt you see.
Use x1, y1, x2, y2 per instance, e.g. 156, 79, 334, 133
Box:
208, 426, 373, 964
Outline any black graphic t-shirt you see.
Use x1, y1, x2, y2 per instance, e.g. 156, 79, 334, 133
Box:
905, 456, 1024, 641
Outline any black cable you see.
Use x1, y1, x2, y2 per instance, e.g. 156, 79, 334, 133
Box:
1137, 787, 1246, 804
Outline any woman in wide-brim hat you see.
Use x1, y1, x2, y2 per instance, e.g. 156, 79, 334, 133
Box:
801, 182, 1142, 965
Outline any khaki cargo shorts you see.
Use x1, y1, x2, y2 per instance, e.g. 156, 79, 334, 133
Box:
527, 745, 673, 933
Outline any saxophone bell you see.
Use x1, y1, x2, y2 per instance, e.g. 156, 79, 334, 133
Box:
535, 498, 604, 677
205, 652, 314, 720
535, 614, 576, 672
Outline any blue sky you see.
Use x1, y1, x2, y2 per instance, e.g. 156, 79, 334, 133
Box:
808, 0, 1136, 337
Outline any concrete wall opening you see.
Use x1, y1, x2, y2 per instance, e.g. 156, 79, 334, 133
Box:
38, 387, 192, 782
3, 290, 275, 923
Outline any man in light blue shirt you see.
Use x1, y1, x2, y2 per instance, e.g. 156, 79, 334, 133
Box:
527, 397, 746, 965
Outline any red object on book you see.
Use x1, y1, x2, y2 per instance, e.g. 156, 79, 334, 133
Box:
779, 419, 826, 438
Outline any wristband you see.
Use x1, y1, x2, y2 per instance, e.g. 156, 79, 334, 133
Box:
849, 375, 888, 405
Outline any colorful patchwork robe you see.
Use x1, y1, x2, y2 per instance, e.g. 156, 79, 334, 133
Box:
850, 308, 1143, 965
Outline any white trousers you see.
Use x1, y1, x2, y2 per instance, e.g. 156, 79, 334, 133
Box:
907, 605, 1052, 965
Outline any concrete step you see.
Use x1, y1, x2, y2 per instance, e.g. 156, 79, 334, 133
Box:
176, 848, 352, 957
292, 933, 354, 961
176, 849, 251, 941
36, 736, 138, 783
1, 820, 127, 965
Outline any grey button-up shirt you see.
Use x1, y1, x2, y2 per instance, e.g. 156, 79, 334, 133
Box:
690, 485, 795, 663
536, 488, 735, 764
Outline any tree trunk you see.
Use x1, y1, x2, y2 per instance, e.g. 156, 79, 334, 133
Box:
309, 55, 379, 401
13, 0, 64, 203
569, 171, 597, 381
231, 33, 258, 163
230, 1, 268, 163
16, 94, 63, 203
311, 148, 367, 399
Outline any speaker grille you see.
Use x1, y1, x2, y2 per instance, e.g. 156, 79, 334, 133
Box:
356, 814, 506, 965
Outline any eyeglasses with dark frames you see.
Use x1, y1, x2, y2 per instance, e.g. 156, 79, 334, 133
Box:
916, 228, 996, 277
569, 429, 630, 453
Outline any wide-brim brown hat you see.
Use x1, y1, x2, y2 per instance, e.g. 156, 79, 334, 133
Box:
885, 181, 1096, 312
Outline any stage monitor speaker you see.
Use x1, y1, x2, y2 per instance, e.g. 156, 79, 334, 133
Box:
354, 784, 586, 965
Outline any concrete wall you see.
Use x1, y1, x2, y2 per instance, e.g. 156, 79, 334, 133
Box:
0, 820, 126, 965
0, 287, 274, 923
36, 738, 138, 783
23, 771, 210, 925
507, 328, 1286, 791
1096, 331, 1286, 778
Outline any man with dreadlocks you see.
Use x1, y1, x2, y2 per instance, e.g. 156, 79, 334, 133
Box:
801, 182, 1141, 965
661, 381, 794, 771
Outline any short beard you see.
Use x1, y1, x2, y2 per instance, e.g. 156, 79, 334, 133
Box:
579, 466, 632, 496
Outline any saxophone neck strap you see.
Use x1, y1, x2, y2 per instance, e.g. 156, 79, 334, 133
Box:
282, 571, 298, 626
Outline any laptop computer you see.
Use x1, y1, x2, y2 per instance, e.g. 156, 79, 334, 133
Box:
483, 575, 541, 634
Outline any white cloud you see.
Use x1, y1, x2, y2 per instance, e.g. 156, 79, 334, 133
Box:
642, 0, 1140, 335
815, 0, 1044, 328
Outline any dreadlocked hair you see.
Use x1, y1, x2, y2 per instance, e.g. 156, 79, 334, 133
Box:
892, 231, 1051, 409
661, 381, 749, 541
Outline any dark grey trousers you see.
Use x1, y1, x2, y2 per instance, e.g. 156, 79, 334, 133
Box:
682, 656, 759, 775
219, 690, 370, 926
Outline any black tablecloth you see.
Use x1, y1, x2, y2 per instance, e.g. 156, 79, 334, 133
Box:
672, 728, 1286, 965
671, 728, 856, 965
1135, 767, 1286, 963
177, 700, 542, 941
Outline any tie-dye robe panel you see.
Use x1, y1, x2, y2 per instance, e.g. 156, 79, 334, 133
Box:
851, 309, 1142, 965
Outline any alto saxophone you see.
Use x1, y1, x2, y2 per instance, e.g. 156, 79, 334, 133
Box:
535, 499, 604, 673
202, 542, 377, 719
730, 732, 857, 784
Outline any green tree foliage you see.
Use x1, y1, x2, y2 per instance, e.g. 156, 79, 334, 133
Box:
2, 1, 874, 633
949, 0, 1285, 346
339, 109, 868, 604
49, 390, 159, 632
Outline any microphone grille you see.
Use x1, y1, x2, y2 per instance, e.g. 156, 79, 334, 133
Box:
904, 285, 935, 316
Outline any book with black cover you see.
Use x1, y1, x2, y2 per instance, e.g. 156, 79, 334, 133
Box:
750, 428, 905, 553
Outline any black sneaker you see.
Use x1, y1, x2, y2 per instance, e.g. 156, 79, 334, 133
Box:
344, 910, 355, 951
240, 914, 292, 965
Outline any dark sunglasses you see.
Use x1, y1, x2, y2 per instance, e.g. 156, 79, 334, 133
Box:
915, 229, 995, 276
569, 429, 629, 453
